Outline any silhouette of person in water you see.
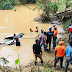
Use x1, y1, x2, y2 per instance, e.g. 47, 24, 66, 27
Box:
35, 27, 38, 32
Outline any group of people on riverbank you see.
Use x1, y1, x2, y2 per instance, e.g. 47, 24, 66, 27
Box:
32, 21, 72, 72
34, 25, 58, 52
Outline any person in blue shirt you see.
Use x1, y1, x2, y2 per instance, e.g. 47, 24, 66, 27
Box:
65, 41, 72, 72
46, 28, 53, 51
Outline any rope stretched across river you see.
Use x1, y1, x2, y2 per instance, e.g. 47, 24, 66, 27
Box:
22, 38, 35, 39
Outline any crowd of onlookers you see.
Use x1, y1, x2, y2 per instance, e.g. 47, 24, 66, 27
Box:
32, 21, 72, 72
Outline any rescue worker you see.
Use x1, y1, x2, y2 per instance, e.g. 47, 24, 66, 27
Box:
54, 41, 65, 68
53, 27, 58, 49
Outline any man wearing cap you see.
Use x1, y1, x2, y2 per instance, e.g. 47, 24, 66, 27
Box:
54, 41, 65, 68
69, 21, 72, 40
46, 28, 53, 51
53, 27, 58, 49
32, 39, 43, 65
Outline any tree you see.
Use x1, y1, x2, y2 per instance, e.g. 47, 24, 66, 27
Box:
35, 0, 72, 22
0, 0, 16, 10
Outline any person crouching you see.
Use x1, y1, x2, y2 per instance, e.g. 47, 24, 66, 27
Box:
33, 39, 43, 66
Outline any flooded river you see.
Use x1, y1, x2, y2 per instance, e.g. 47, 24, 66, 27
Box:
0, 4, 64, 67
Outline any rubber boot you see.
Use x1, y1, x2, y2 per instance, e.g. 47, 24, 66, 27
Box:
35, 62, 37, 66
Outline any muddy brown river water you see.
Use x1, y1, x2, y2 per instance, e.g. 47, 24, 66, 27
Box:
0, 4, 64, 67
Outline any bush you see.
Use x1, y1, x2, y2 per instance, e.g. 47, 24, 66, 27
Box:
0, 0, 36, 10
0, 0, 16, 10
26, 0, 36, 3
19, 0, 36, 4
40, 68, 52, 72
63, 18, 72, 31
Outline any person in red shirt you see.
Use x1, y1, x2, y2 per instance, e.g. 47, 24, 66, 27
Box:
54, 41, 65, 68
69, 21, 72, 41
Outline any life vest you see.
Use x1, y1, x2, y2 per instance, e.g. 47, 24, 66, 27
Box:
69, 25, 72, 32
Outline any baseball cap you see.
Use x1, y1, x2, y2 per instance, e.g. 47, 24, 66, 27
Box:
35, 39, 40, 42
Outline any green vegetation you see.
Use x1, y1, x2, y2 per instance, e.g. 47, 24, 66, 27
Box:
15, 59, 19, 64
40, 68, 52, 72
63, 18, 72, 31
20, 0, 36, 4
0, 0, 16, 10
36, 0, 72, 14
35, 0, 72, 21
0, 0, 36, 10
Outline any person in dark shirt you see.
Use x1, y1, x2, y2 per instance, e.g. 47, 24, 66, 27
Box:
46, 28, 53, 51
33, 39, 43, 65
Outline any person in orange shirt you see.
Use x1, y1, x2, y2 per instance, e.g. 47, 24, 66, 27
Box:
53, 27, 58, 49
30, 28, 33, 32
54, 41, 65, 68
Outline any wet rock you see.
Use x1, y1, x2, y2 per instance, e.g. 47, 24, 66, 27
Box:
51, 21, 61, 25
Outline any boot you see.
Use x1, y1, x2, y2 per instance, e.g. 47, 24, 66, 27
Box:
41, 61, 43, 66
35, 62, 37, 65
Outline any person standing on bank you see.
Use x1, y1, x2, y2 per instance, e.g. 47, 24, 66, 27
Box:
69, 21, 72, 40
40, 32, 48, 51
53, 27, 58, 49
33, 39, 43, 66
46, 28, 53, 52
65, 41, 72, 72
54, 41, 65, 68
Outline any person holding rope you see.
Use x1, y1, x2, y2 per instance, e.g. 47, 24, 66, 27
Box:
36, 29, 44, 39
40, 32, 48, 51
